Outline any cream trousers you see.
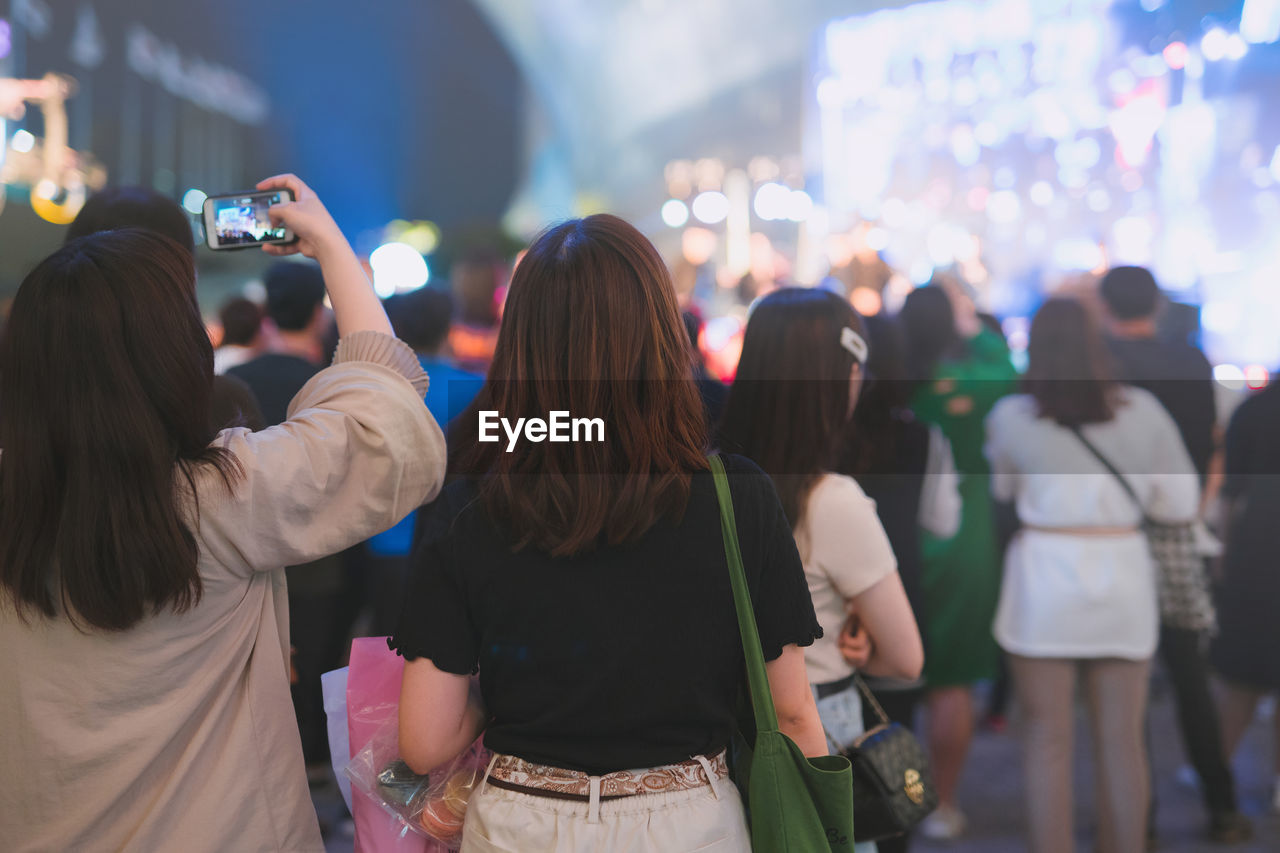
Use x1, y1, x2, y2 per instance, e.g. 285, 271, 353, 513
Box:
460, 756, 751, 853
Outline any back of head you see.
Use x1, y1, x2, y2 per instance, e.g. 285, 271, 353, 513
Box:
0, 229, 239, 632
899, 284, 959, 381
1025, 297, 1117, 426
386, 287, 454, 354
264, 261, 326, 332
1099, 265, 1160, 321
840, 313, 912, 476
218, 297, 264, 347
720, 287, 864, 526
65, 186, 195, 256
454, 214, 707, 556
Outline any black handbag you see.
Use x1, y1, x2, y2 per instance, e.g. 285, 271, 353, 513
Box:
838, 675, 938, 842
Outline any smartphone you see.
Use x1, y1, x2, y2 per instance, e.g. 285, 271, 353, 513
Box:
202, 189, 295, 250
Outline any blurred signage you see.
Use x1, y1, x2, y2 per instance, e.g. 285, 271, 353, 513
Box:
125, 24, 268, 125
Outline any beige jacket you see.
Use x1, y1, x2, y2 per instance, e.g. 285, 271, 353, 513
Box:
0, 331, 446, 852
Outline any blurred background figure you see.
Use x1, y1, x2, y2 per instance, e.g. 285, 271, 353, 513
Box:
837, 312, 962, 853
721, 288, 924, 853
1098, 265, 1251, 843
1212, 373, 1280, 818
898, 282, 1019, 840
986, 297, 1200, 853
228, 262, 330, 424
358, 286, 483, 636
683, 309, 729, 429
215, 296, 267, 375
385, 286, 483, 432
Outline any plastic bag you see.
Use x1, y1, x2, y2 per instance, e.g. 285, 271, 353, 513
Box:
346, 716, 489, 849
322, 665, 354, 813
347, 637, 432, 853
345, 637, 489, 851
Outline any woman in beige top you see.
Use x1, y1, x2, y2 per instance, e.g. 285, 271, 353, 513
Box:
720, 288, 924, 767
0, 175, 446, 852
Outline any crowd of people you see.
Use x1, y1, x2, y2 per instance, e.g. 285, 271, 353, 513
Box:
0, 177, 1277, 853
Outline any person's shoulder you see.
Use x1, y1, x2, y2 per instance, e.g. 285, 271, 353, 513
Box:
805, 472, 875, 519
811, 472, 871, 504
712, 454, 781, 513
417, 477, 484, 543
1115, 385, 1174, 423
213, 372, 253, 395
718, 452, 765, 477
1230, 385, 1280, 426
1161, 339, 1212, 373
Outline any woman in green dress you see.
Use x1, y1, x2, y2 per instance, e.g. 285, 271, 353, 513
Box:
900, 282, 1019, 840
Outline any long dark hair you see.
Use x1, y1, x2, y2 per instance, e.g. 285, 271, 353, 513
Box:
719, 288, 864, 528
450, 215, 708, 556
840, 313, 912, 477
1024, 297, 1117, 426
0, 229, 241, 631
899, 284, 961, 383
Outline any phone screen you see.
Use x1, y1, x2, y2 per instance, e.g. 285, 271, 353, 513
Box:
207, 191, 290, 248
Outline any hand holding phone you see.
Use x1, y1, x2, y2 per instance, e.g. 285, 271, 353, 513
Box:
203, 188, 296, 250
253, 174, 346, 261
241, 173, 392, 339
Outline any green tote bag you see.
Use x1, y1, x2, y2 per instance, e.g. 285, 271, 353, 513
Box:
708, 455, 856, 851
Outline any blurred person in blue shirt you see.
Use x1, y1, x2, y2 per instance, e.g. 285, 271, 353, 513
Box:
363, 287, 482, 632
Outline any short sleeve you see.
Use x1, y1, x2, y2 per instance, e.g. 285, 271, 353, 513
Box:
725, 457, 823, 662
806, 475, 897, 601
388, 492, 481, 674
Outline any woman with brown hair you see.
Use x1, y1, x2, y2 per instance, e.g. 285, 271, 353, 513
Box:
391, 215, 827, 851
984, 297, 1199, 853
719, 288, 924, 853
0, 175, 446, 851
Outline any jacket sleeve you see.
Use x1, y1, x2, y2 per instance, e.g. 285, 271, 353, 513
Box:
194, 331, 447, 575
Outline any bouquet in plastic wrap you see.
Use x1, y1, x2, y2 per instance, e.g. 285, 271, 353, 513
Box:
346, 711, 490, 849
340, 637, 491, 852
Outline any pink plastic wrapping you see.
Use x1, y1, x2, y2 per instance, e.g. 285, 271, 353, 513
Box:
345, 637, 489, 852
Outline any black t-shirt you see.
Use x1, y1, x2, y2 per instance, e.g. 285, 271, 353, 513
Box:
390, 453, 821, 775
1106, 336, 1215, 481
227, 353, 321, 427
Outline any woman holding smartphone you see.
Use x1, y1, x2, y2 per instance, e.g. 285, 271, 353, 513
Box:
0, 175, 446, 852
392, 215, 826, 852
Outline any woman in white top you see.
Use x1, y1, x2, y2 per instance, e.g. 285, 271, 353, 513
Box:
985, 298, 1199, 853
720, 288, 924, 814
0, 175, 446, 852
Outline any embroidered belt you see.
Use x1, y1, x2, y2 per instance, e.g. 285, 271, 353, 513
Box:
486, 751, 729, 802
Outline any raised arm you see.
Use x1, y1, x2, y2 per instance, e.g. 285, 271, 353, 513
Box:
194, 176, 446, 573
257, 172, 392, 337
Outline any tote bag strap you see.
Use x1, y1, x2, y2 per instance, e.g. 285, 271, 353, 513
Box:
708, 454, 780, 735
1067, 426, 1148, 522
